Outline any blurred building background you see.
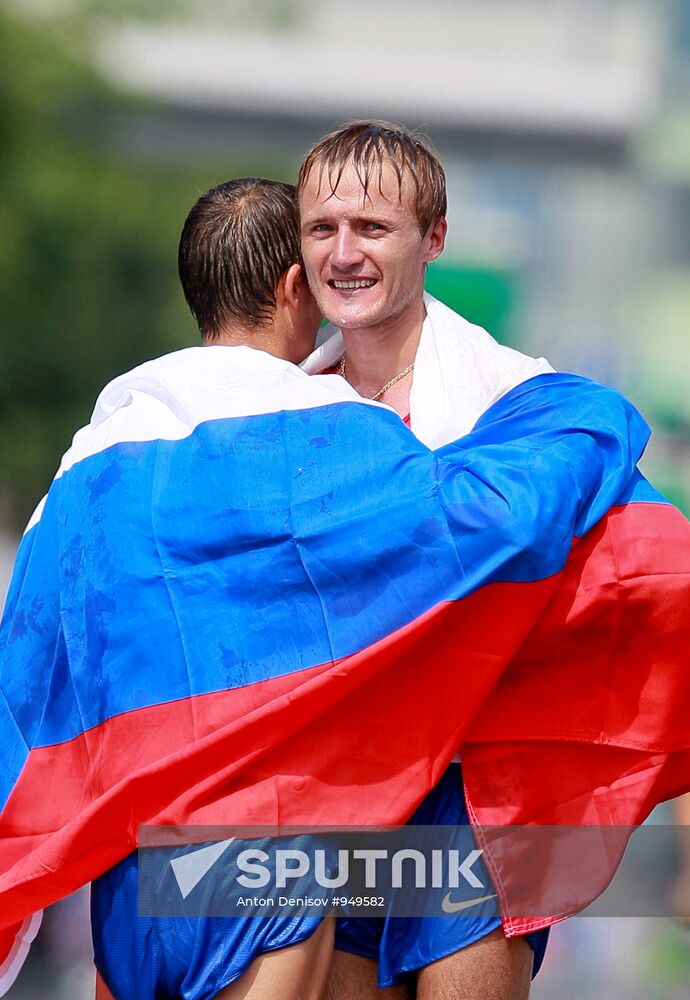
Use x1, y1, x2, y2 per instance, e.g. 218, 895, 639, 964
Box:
1, 0, 689, 996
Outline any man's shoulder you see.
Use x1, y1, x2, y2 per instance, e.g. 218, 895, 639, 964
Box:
54, 346, 290, 480
422, 294, 554, 393
91, 347, 203, 424
411, 296, 555, 447
422, 294, 552, 377
60, 344, 368, 480
90, 344, 308, 426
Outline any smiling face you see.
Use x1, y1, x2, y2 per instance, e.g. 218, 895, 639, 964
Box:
299, 160, 446, 336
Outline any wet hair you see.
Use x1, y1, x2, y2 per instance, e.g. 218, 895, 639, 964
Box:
296, 120, 447, 236
178, 177, 301, 339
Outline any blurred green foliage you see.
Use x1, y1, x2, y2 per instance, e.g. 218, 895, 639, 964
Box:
0, 10, 287, 526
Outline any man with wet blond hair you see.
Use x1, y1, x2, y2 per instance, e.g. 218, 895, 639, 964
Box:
298, 120, 551, 1000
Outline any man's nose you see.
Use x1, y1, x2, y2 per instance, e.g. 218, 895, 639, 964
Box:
331, 228, 363, 269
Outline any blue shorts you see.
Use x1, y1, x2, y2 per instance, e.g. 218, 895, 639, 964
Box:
334, 765, 549, 988
91, 850, 323, 1000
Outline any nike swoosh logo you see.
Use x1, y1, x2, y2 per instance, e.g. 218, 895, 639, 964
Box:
441, 892, 498, 914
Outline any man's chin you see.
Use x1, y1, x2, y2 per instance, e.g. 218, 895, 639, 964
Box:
321, 308, 382, 333
314, 291, 384, 332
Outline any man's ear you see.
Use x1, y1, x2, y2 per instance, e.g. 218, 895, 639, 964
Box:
423, 217, 447, 264
280, 262, 305, 310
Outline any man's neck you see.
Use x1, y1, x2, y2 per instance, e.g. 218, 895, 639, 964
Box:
339, 299, 426, 415
204, 323, 288, 361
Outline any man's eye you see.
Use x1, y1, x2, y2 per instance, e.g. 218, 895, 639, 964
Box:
311, 224, 332, 234
365, 223, 385, 232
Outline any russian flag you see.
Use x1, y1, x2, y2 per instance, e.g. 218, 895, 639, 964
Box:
1, 344, 689, 986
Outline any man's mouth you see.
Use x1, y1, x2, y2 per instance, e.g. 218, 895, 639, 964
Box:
329, 279, 377, 290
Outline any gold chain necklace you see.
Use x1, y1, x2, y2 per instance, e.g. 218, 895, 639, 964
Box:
339, 354, 415, 401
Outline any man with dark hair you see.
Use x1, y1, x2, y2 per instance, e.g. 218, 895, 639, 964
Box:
91, 177, 332, 1000
298, 121, 551, 1000
178, 177, 319, 360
